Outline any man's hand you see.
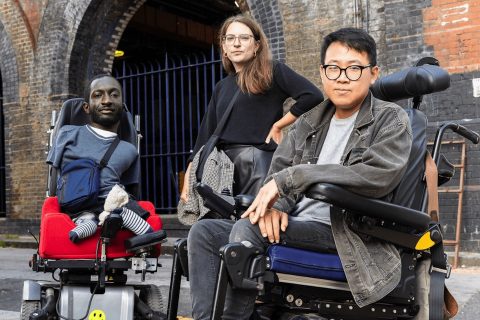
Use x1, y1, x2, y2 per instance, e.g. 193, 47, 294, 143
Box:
257, 208, 288, 243
241, 179, 280, 224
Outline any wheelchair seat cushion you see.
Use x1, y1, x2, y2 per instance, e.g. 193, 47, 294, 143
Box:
39, 197, 162, 259
267, 245, 347, 282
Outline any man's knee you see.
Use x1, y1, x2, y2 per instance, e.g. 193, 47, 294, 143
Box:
229, 218, 260, 243
187, 219, 212, 244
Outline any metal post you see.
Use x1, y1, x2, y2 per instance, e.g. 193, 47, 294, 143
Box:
211, 259, 229, 320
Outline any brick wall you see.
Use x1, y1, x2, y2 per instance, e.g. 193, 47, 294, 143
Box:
0, 0, 148, 219
246, 0, 286, 63
249, 0, 480, 252
0, 0, 478, 251
0, 0, 38, 218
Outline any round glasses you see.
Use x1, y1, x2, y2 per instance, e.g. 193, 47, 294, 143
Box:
322, 64, 372, 81
222, 34, 254, 45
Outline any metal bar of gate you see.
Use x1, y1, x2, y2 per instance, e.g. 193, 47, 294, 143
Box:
164, 54, 172, 210
114, 49, 223, 213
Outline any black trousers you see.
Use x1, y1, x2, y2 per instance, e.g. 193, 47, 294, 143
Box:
224, 145, 274, 196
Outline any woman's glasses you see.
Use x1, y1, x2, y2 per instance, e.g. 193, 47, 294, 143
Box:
223, 34, 254, 45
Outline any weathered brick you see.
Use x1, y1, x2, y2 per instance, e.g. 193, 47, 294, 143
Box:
0, 0, 479, 252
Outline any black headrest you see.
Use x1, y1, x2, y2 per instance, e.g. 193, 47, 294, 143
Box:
371, 64, 450, 102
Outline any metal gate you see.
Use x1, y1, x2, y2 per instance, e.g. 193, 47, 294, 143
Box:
113, 47, 224, 213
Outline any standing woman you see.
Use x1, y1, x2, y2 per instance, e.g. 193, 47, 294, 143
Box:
180, 14, 323, 202
181, 14, 323, 320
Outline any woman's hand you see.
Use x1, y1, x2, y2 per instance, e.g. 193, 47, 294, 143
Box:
265, 124, 283, 144
180, 163, 192, 203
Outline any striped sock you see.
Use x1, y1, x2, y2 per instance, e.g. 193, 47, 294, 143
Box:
69, 219, 98, 243
119, 207, 153, 235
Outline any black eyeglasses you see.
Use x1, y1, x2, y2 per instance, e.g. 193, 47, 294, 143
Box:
322, 64, 372, 81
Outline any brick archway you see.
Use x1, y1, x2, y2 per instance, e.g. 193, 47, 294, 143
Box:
0, 19, 20, 218
0, 21, 14, 217
68, 0, 146, 97
0, 16, 21, 104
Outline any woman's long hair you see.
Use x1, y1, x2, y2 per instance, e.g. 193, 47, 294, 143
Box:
218, 15, 273, 94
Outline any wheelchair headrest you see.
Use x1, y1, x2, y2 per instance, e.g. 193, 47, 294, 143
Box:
371, 64, 450, 102
54, 98, 137, 146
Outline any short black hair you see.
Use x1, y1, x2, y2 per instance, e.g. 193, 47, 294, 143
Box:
83, 74, 122, 103
320, 28, 377, 66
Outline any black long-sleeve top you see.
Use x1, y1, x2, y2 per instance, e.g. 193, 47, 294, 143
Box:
189, 61, 324, 161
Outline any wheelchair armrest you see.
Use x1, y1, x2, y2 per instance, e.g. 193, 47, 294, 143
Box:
42, 196, 62, 216
306, 183, 431, 231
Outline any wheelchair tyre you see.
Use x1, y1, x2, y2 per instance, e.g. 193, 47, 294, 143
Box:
139, 284, 167, 314
20, 300, 41, 320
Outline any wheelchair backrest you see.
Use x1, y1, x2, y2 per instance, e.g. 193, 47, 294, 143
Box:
371, 63, 450, 211
47, 98, 140, 197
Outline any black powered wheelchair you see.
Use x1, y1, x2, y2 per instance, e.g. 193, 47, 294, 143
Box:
22, 98, 168, 320
167, 58, 479, 320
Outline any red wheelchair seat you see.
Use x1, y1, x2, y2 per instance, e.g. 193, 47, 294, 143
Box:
39, 197, 163, 259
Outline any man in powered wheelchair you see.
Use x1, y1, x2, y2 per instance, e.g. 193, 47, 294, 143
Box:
22, 75, 168, 320
167, 28, 479, 320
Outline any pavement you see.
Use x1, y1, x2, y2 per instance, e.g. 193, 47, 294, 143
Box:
0, 235, 479, 320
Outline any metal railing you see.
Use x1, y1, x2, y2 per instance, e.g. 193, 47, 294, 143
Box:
113, 47, 224, 213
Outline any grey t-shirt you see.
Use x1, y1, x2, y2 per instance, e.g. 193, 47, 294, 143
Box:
47, 125, 140, 198
291, 111, 358, 225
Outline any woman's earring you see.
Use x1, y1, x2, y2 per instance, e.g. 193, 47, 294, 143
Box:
254, 51, 257, 57
224, 52, 228, 57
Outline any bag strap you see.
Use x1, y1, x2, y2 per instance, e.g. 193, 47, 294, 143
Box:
99, 136, 120, 168
425, 151, 458, 319
213, 87, 241, 137
195, 87, 240, 181
425, 151, 439, 221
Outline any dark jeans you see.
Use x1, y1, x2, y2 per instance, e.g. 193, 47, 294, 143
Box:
187, 218, 336, 320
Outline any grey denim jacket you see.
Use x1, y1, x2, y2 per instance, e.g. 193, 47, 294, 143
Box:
267, 92, 413, 307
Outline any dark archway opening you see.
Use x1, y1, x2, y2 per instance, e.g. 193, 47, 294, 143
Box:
115, 0, 239, 62
113, 0, 241, 213
0, 71, 5, 217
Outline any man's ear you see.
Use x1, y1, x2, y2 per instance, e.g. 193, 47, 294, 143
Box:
319, 65, 326, 83
82, 102, 91, 114
370, 65, 380, 85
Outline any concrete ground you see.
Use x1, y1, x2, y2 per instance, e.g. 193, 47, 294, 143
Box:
1, 246, 479, 320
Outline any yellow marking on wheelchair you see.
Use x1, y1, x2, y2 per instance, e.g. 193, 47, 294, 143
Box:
89, 309, 106, 320
177, 317, 193, 320
415, 232, 435, 250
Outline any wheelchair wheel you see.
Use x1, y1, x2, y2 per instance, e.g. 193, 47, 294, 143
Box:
139, 284, 167, 314
20, 300, 40, 320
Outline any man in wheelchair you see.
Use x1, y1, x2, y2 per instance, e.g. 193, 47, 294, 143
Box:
23, 75, 167, 320
47, 74, 153, 243
171, 25, 480, 319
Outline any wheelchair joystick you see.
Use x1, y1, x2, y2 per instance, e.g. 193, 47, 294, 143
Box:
101, 211, 123, 242
97, 212, 123, 288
